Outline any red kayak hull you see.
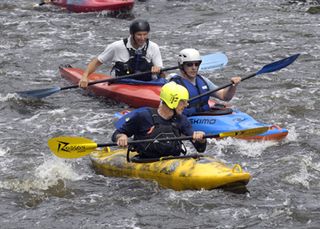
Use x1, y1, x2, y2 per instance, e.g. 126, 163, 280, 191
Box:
59, 66, 161, 108
51, 0, 134, 13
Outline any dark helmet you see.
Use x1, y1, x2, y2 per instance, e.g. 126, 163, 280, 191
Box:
129, 19, 150, 34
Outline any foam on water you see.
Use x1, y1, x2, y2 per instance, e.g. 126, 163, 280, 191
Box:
285, 155, 314, 189
208, 137, 277, 158
0, 148, 10, 174
0, 157, 86, 194
0, 147, 9, 157
285, 126, 299, 142
28, 36, 56, 49
35, 157, 85, 183
0, 93, 21, 102
167, 189, 204, 201
59, 51, 85, 58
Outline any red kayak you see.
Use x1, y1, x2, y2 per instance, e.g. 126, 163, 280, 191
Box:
59, 66, 163, 108
50, 0, 134, 13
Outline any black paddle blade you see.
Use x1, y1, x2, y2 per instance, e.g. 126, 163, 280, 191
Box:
16, 86, 61, 99
257, 54, 300, 75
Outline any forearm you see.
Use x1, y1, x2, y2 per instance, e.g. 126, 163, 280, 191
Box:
221, 85, 237, 101
82, 58, 102, 79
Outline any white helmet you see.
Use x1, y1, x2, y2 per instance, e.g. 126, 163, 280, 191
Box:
178, 48, 202, 65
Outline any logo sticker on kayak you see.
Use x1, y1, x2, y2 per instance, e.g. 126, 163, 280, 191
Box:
189, 118, 216, 125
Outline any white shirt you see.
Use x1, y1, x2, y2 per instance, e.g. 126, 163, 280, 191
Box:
97, 36, 163, 68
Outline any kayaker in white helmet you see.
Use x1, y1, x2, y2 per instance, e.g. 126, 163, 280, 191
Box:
79, 19, 164, 88
170, 48, 241, 116
112, 82, 206, 159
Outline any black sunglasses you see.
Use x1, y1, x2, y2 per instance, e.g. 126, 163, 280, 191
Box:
185, 62, 201, 67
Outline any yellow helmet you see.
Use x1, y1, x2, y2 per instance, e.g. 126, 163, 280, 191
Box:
160, 82, 189, 109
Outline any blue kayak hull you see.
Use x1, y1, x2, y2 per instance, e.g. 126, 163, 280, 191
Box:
188, 109, 288, 141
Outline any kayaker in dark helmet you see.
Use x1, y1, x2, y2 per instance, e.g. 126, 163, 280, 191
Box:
112, 82, 207, 158
79, 19, 163, 88
170, 48, 241, 116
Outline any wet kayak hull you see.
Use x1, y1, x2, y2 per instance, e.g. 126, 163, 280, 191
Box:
189, 109, 288, 141
90, 149, 251, 191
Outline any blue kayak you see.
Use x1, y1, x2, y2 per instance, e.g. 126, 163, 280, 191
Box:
114, 104, 288, 141
187, 108, 287, 141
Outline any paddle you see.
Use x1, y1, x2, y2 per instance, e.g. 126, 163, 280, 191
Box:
189, 54, 300, 102
48, 126, 268, 159
17, 52, 228, 99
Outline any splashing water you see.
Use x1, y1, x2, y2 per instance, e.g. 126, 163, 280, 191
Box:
0, 158, 84, 194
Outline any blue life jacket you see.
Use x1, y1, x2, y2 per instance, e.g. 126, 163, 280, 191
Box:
113, 38, 153, 81
170, 75, 210, 116
132, 108, 186, 158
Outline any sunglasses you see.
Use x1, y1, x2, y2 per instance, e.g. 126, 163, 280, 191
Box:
185, 62, 201, 67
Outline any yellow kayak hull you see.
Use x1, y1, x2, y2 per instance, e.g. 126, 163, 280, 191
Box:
90, 149, 251, 191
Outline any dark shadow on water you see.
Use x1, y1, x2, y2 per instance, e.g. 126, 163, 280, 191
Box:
17, 179, 74, 209
106, 10, 135, 20
221, 182, 250, 194
5, 94, 59, 115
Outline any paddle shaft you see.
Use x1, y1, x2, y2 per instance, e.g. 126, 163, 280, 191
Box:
97, 133, 227, 147
59, 66, 179, 91
48, 127, 268, 159
98, 126, 268, 147
189, 72, 256, 102
189, 54, 300, 102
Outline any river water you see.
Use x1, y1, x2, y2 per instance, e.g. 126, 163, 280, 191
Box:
1, 0, 320, 228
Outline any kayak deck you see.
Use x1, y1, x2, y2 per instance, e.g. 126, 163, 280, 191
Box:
90, 148, 251, 191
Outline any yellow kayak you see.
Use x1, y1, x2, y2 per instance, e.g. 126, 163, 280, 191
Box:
89, 148, 251, 191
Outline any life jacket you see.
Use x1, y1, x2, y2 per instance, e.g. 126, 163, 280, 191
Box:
131, 109, 186, 158
170, 75, 210, 116
113, 38, 153, 81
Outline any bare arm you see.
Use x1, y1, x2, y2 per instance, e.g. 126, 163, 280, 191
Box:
79, 58, 103, 88
213, 76, 241, 101
150, 42, 165, 77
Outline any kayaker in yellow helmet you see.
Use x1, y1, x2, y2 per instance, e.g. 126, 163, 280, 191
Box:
79, 19, 164, 88
170, 48, 241, 116
112, 82, 206, 159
